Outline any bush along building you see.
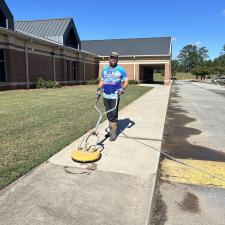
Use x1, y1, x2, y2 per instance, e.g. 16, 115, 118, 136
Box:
0, 0, 172, 90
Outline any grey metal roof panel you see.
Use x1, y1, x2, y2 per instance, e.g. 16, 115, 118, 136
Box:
15, 18, 71, 43
81, 37, 171, 56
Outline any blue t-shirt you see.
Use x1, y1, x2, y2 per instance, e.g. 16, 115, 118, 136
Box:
101, 65, 128, 99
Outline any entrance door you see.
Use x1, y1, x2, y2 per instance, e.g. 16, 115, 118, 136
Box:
143, 67, 153, 83
0, 49, 6, 82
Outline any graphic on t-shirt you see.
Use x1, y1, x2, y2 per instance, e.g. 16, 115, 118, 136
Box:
101, 65, 128, 99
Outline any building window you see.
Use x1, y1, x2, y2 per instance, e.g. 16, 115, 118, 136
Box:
65, 28, 79, 49
66, 60, 70, 80
0, 9, 7, 28
0, 49, 6, 82
71, 61, 76, 80
66, 60, 77, 81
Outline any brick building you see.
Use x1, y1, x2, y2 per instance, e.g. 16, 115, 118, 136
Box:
0, 0, 172, 91
82, 38, 172, 84
0, 0, 99, 90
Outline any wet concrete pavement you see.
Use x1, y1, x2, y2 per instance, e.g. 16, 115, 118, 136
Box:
150, 81, 225, 225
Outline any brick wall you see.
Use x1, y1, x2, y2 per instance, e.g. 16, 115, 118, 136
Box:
5, 49, 26, 83
77, 61, 84, 81
28, 53, 54, 82
119, 64, 135, 80
55, 58, 65, 81
164, 63, 171, 85
99, 62, 137, 81
85, 62, 99, 81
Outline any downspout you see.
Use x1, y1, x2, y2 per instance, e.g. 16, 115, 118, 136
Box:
25, 42, 30, 89
53, 50, 56, 81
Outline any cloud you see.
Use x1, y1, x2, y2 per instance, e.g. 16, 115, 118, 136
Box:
223, 9, 225, 16
194, 41, 202, 47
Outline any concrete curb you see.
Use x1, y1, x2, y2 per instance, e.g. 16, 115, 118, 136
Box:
146, 81, 173, 225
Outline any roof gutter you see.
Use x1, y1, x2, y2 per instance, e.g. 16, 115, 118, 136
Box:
0, 27, 61, 47
99, 54, 171, 58
0, 27, 99, 57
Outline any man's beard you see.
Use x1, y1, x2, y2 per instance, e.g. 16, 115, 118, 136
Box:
110, 62, 117, 67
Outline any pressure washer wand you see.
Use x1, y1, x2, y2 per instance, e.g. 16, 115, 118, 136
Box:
78, 93, 119, 151
91, 94, 119, 150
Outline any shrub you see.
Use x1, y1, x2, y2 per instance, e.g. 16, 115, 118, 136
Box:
35, 77, 60, 89
128, 80, 139, 84
87, 79, 138, 85
87, 78, 100, 85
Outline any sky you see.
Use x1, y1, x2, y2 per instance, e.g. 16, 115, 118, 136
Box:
5, 0, 225, 59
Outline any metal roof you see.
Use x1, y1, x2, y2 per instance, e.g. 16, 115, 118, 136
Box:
15, 18, 80, 48
81, 37, 172, 57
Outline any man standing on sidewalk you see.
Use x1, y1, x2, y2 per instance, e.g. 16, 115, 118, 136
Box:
97, 52, 129, 141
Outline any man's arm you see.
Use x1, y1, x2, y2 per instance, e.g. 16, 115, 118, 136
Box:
122, 79, 129, 90
96, 80, 104, 95
98, 80, 104, 89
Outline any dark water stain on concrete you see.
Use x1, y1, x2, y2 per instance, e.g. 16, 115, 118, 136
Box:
161, 84, 225, 162
150, 180, 167, 225
177, 192, 200, 213
63, 166, 92, 175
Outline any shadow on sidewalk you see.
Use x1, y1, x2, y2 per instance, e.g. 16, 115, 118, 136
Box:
117, 118, 135, 135
97, 118, 135, 152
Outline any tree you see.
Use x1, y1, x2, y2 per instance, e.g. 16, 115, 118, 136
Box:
222, 44, 225, 55
192, 61, 214, 79
198, 47, 209, 61
171, 60, 179, 79
192, 53, 225, 77
177, 45, 208, 72
213, 54, 225, 75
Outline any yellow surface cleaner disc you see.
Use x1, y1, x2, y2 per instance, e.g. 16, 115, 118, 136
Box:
71, 149, 101, 163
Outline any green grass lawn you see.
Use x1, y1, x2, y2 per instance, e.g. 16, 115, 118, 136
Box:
154, 72, 196, 81
153, 72, 196, 81
175, 72, 196, 80
153, 73, 164, 81
0, 85, 152, 190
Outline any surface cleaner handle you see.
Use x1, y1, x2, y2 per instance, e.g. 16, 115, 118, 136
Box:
96, 93, 101, 102
95, 94, 102, 115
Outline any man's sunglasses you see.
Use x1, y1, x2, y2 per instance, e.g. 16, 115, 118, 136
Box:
110, 56, 118, 60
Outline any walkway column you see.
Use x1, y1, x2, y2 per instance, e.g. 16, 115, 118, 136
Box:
133, 56, 136, 80
164, 63, 171, 85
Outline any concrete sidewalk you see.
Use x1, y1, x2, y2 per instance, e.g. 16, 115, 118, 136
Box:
0, 84, 171, 225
